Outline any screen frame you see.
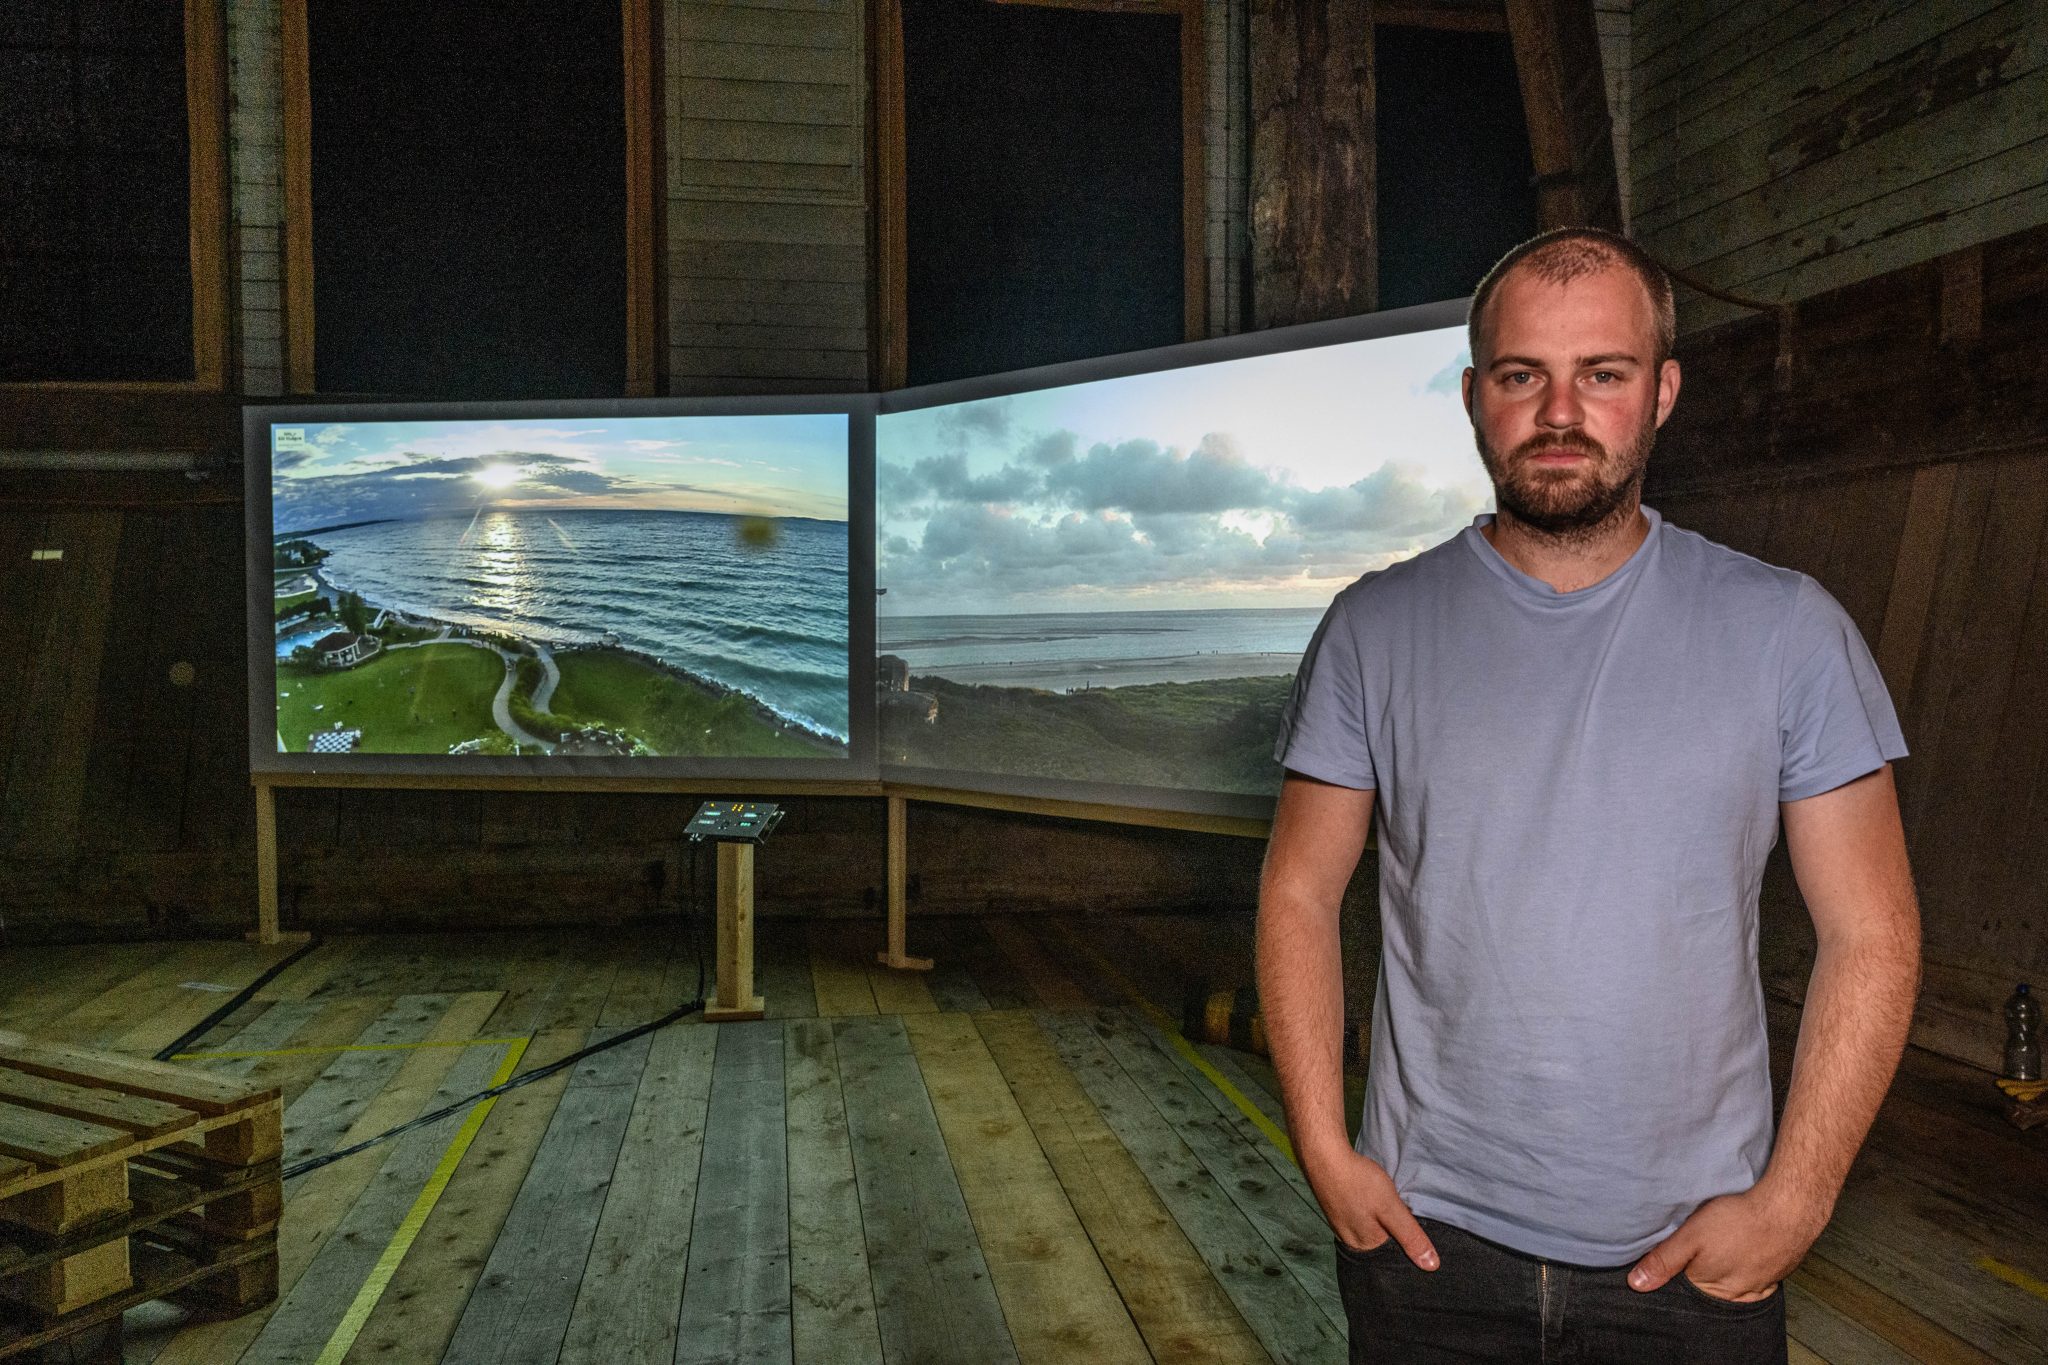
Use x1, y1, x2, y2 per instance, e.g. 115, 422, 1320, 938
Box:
874, 294, 1474, 821
246, 393, 878, 782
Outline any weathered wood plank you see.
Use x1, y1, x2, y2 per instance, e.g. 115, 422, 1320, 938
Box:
905, 1011, 1149, 1362
345, 1028, 586, 1362
975, 1010, 1272, 1364
1038, 1009, 1346, 1363
782, 1018, 883, 1364
671, 39, 856, 84
675, 1020, 792, 1365
667, 345, 867, 380
673, 4, 853, 49
808, 920, 878, 1016
1792, 1249, 2001, 1365
835, 1014, 1018, 1365
442, 1029, 650, 1365
672, 157, 862, 198
983, 916, 1093, 1010
942, 916, 1038, 1011
1086, 1007, 1346, 1331
673, 77, 856, 124
674, 116, 859, 166
173, 992, 504, 1365
559, 1021, 717, 1363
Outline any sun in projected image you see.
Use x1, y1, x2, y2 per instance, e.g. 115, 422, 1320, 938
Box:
473, 463, 524, 490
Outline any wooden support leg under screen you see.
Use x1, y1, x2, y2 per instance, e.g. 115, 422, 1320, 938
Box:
705, 841, 766, 1021
249, 781, 310, 947
878, 796, 933, 972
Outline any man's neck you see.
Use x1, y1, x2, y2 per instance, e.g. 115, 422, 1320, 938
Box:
1480, 499, 1650, 594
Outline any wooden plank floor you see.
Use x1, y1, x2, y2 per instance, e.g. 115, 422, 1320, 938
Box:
1, 916, 2043, 1363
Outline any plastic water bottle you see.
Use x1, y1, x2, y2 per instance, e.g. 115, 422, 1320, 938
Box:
2006, 984, 2042, 1082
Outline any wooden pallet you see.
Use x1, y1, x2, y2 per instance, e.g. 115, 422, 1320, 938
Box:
0, 1039, 282, 1359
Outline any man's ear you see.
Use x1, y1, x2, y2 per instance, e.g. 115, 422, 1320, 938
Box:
1654, 357, 1682, 427
1461, 366, 1476, 420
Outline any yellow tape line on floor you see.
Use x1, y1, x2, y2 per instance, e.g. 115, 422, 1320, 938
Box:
1045, 919, 1297, 1165
313, 1035, 530, 1365
172, 1037, 527, 1061
1976, 1253, 2048, 1303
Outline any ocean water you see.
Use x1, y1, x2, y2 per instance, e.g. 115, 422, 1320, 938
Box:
306, 509, 851, 741
877, 606, 1325, 682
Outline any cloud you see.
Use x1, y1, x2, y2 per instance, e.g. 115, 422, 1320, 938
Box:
1043, 432, 1279, 514
880, 451, 1042, 505
938, 398, 1013, 446
1288, 461, 1482, 536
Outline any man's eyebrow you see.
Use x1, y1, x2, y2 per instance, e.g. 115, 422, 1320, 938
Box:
1486, 352, 1642, 370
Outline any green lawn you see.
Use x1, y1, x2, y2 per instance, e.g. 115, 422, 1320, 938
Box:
274, 589, 320, 618
548, 649, 835, 757
277, 643, 503, 754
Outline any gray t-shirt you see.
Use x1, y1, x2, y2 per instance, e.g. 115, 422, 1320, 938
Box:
1275, 506, 1907, 1265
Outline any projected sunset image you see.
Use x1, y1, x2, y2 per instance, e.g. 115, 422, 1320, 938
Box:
876, 324, 1489, 795
270, 414, 851, 759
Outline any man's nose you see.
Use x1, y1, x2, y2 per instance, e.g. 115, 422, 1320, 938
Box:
1537, 381, 1583, 429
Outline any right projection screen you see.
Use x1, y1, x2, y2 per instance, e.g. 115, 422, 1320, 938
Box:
876, 312, 1490, 809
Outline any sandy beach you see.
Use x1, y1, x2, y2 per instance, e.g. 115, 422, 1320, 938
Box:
912, 651, 1298, 693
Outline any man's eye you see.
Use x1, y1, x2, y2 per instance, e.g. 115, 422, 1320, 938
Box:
1504, 372, 1535, 385
1589, 371, 1619, 384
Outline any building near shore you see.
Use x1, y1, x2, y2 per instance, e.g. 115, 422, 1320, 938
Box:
314, 631, 378, 669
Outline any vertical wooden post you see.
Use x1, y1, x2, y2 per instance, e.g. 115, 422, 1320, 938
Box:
252, 780, 280, 945
280, 0, 316, 393
1249, 0, 1377, 329
706, 841, 765, 1020
877, 795, 932, 971
1503, 0, 1623, 233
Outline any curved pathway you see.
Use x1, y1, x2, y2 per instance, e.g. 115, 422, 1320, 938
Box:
533, 644, 561, 713
387, 636, 553, 752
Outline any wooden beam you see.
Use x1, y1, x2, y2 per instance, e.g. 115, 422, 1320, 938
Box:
623, 0, 667, 398
873, 0, 910, 390
1503, 0, 1621, 232
1250, 0, 1377, 328
186, 0, 233, 391
1181, 0, 1208, 341
280, 0, 316, 393
1377, 0, 1507, 32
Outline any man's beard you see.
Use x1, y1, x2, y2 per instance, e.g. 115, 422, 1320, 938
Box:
1475, 417, 1655, 541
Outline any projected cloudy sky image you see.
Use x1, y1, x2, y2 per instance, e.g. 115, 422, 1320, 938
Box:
875, 324, 1487, 795
270, 415, 851, 761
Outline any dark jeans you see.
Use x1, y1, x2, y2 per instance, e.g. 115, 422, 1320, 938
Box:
1335, 1218, 1788, 1365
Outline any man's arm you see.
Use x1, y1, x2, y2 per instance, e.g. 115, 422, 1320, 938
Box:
1257, 772, 1439, 1269
1629, 763, 1920, 1299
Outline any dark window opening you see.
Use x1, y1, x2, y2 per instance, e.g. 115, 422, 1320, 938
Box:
0, 0, 194, 383
307, 1, 627, 398
1375, 25, 1536, 310
903, 0, 1184, 386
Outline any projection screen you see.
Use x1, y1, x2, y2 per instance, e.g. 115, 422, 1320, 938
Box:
875, 299, 1486, 819
246, 396, 875, 780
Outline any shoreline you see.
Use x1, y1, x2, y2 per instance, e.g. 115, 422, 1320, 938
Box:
288, 567, 847, 752
892, 651, 1299, 693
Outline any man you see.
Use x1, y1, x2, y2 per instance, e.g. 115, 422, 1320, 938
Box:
1257, 227, 1921, 1364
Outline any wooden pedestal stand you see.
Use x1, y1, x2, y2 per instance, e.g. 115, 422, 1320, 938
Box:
877, 796, 932, 973
704, 841, 766, 1021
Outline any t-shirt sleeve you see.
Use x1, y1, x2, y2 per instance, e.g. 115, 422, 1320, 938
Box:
1274, 592, 1377, 790
1777, 574, 1908, 803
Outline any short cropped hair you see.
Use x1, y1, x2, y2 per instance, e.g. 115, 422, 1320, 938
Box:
1468, 228, 1677, 368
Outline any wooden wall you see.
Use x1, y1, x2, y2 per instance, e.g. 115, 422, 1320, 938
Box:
227, 0, 286, 396
1648, 219, 2048, 1003
1631, 0, 2048, 330
666, 0, 870, 395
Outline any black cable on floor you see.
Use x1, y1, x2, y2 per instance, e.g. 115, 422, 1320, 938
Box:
156, 934, 325, 1062
280, 841, 712, 1182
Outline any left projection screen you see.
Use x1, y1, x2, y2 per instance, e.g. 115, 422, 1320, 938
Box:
247, 401, 872, 780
